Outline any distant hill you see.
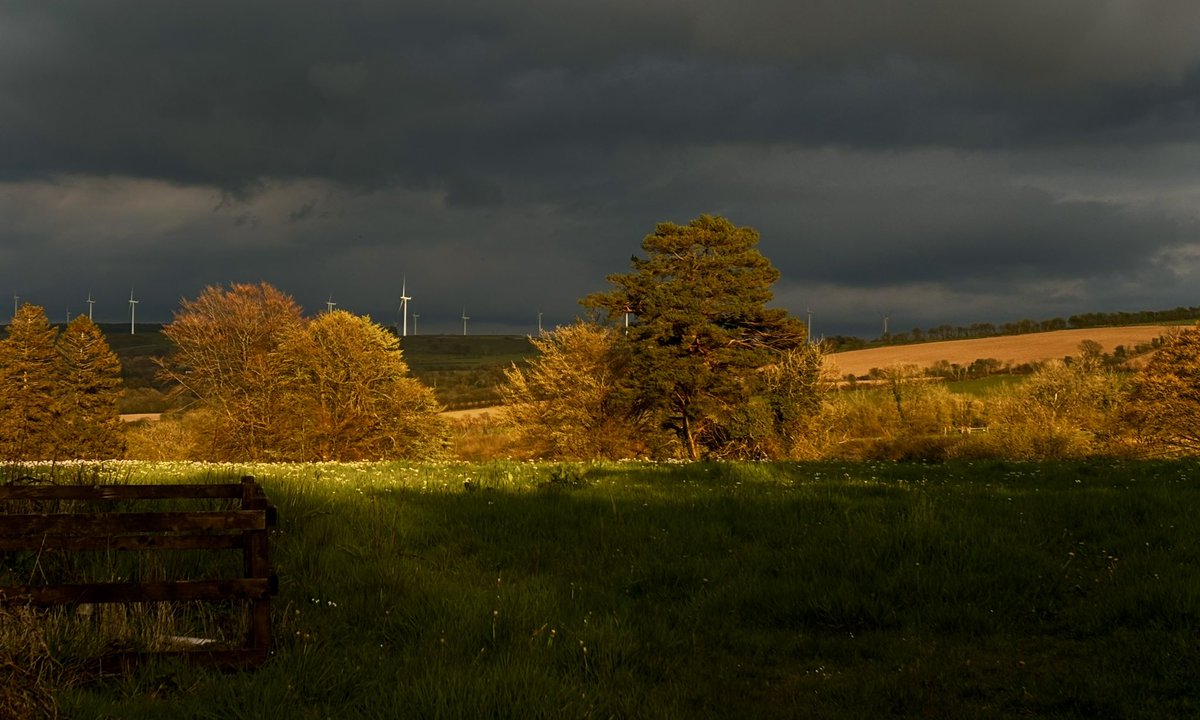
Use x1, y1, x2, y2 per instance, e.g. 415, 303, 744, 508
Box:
829, 325, 1180, 378
397, 334, 535, 372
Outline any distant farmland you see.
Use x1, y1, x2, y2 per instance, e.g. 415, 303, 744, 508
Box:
829, 325, 1180, 378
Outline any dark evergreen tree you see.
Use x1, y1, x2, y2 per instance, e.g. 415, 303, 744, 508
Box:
584, 215, 810, 459
0, 304, 62, 459
56, 315, 125, 458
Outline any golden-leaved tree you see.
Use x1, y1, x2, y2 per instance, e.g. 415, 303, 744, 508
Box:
273, 310, 445, 461
160, 283, 444, 461
160, 283, 305, 460
1124, 326, 1200, 454
500, 321, 656, 459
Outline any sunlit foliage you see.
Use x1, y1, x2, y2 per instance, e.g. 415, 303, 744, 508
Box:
55, 315, 125, 458
584, 215, 814, 459
500, 322, 656, 459
1124, 325, 1200, 454
160, 284, 444, 461
0, 306, 124, 460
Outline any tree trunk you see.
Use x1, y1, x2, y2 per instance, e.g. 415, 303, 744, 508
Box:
681, 413, 699, 460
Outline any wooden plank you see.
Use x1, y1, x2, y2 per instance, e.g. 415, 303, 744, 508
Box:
0, 484, 245, 502
0, 578, 271, 605
0, 534, 245, 552
0, 475, 277, 666
1, 511, 266, 536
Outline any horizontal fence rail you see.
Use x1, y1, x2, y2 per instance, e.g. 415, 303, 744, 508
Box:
0, 475, 278, 670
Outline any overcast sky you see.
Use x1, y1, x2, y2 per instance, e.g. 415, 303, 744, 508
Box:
4, 1, 1200, 338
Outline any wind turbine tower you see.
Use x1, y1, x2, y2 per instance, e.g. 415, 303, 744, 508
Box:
12, 294, 18, 320
461, 308, 470, 336
537, 310, 543, 335
326, 296, 336, 313
87, 292, 95, 322
806, 308, 814, 345
411, 313, 419, 335
128, 289, 139, 335
398, 279, 412, 337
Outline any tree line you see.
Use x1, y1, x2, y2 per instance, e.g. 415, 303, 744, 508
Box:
830, 306, 1200, 350
8, 214, 1200, 463
497, 215, 1200, 461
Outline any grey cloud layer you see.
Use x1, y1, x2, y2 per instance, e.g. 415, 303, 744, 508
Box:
4, 2, 1199, 186
2, 1, 1199, 334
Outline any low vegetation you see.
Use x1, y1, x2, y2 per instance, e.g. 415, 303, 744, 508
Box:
3, 459, 1196, 719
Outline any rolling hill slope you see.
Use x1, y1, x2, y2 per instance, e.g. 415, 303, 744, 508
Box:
828, 325, 1180, 378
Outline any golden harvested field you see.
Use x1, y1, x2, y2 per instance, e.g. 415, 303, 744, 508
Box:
828, 325, 1180, 378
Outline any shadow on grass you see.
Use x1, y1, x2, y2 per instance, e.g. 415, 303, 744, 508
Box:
54, 459, 1200, 719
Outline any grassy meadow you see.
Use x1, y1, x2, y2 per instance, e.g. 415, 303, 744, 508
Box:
4, 459, 1198, 719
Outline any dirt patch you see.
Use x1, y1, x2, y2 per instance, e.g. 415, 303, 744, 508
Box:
120, 413, 162, 423
828, 325, 1178, 378
441, 406, 502, 420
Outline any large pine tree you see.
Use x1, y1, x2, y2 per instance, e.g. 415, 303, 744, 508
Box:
584, 215, 809, 459
0, 304, 62, 460
56, 315, 125, 458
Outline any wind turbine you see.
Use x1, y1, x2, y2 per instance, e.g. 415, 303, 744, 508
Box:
882, 313, 890, 339
325, 296, 337, 313
411, 313, 419, 335
537, 310, 543, 335
806, 307, 814, 345
398, 278, 412, 337
128, 288, 139, 335
12, 294, 18, 320
461, 307, 470, 336
87, 292, 95, 322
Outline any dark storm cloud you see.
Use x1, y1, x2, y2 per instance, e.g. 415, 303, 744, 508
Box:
786, 186, 1192, 287
3, 1, 1200, 334
5, 1, 1200, 190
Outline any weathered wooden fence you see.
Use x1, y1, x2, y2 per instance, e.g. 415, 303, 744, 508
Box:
0, 476, 277, 670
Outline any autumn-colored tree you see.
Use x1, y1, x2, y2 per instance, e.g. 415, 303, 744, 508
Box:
500, 321, 657, 459
159, 283, 305, 460
162, 285, 444, 461
273, 311, 445, 461
976, 359, 1126, 459
0, 304, 62, 460
584, 215, 809, 459
55, 315, 125, 458
1124, 326, 1200, 454
744, 343, 834, 458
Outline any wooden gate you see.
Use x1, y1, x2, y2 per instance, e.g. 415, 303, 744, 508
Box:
0, 475, 278, 670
